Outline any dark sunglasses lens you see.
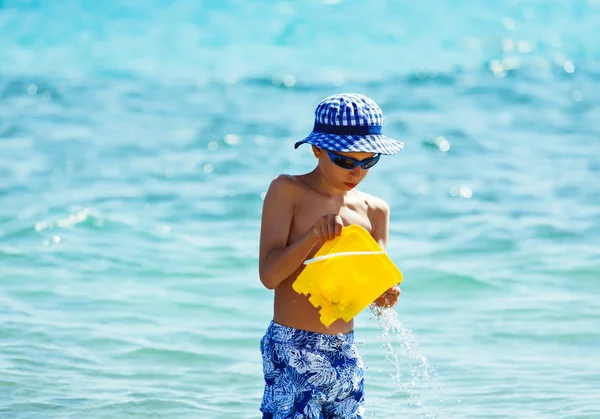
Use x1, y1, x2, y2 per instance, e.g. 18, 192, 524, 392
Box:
333, 157, 357, 169
363, 156, 380, 169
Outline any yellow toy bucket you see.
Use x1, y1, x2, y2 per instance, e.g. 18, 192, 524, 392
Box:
292, 224, 403, 327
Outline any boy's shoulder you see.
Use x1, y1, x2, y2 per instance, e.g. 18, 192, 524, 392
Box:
265, 174, 303, 201
267, 173, 318, 195
267, 173, 301, 191
354, 189, 390, 216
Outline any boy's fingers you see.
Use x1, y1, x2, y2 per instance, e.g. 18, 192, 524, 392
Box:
315, 214, 343, 241
377, 297, 392, 308
317, 224, 326, 241
324, 223, 333, 241
334, 221, 342, 236
318, 223, 325, 240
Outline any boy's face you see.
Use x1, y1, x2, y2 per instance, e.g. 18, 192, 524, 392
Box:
312, 146, 378, 190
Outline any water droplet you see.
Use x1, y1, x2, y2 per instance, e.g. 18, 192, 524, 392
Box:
435, 136, 450, 152
208, 141, 218, 151
41, 90, 52, 101
53, 236, 61, 243
203, 164, 213, 174
459, 186, 473, 199
224, 134, 240, 145
564, 61, 575, 73
489, 60, 505, 78
283, 75, 296, 88
35, 221, 48, 232
260, 192, 267, 200
27, 84, 37, 95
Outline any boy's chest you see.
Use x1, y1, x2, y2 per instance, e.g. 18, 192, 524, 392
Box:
290, 198, 372, 240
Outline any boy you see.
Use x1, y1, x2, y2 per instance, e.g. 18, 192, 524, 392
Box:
258, 93, 404, 419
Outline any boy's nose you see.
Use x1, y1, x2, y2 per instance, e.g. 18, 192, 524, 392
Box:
349, 166, 363, 178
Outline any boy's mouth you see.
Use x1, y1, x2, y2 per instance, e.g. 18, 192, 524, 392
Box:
344, 182, 357, 189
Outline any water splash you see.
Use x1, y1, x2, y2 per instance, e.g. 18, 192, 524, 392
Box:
369, 305, 444, 418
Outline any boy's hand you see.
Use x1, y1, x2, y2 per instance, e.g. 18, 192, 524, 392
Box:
313, 214, 343, 242
373, 285, 401, 308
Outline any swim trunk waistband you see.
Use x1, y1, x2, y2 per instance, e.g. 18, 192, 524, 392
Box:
266, 320, 355, 352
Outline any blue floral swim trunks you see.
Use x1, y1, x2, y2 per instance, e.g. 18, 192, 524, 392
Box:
259, 321, 365, 419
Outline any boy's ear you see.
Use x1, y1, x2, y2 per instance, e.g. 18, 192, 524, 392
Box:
311, 145, 322, 157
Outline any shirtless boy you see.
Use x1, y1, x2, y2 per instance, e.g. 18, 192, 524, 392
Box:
258, 93, 404, 419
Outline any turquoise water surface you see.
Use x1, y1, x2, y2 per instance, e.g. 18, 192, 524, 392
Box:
1, 1, 600, 418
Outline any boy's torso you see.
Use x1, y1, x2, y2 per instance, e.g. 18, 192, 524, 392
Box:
272, 174, 380, 335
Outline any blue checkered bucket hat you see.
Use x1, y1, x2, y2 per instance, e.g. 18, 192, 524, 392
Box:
294, 93, 404, 155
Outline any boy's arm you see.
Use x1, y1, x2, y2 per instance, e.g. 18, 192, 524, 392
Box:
258, 175, 320, 290
370, 198, 401, 307
370, 198, 390, 251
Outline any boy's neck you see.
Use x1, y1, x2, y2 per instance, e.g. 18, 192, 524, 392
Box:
305, 168, 349, 199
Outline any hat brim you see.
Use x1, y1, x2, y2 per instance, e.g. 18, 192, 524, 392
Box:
294, 132, 404, 155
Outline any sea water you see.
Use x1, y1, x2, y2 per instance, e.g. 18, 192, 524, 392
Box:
2, 0, 600, 418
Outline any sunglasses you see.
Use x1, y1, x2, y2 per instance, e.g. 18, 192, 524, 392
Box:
325, 149, 380, 170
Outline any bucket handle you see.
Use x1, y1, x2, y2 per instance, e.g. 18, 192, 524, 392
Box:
303, 251, 385, 265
